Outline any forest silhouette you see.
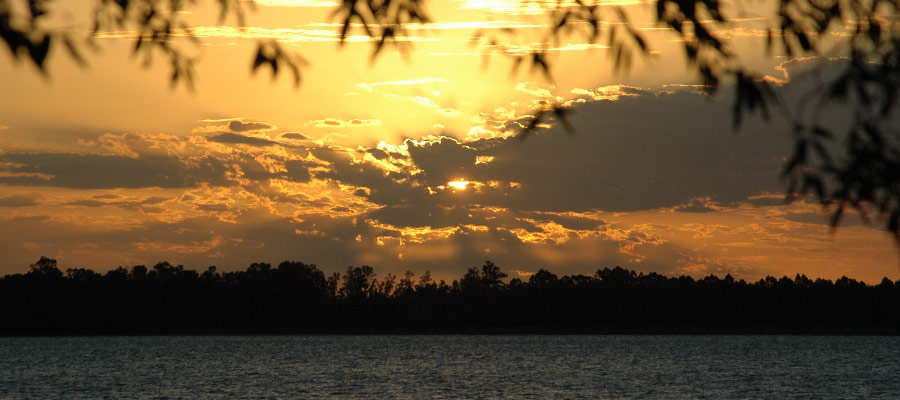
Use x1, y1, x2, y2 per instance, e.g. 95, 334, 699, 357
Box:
2, 257, 899, 335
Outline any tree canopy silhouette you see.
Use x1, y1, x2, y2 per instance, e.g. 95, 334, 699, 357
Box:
2, 257, 900, 334
2, 0, 900, 238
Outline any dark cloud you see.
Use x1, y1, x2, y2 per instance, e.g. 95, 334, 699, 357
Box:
745, 196, 788, 207
367, 148, 389, 160
308, 146, 353, 165
525, 212, 606, 231
291, 89, 795, 233
63, 195, 172, 211
672, 198, 723, 213
406, 137, 477, 186
281, 132, 309, 140
672, 204, 718, 213
141, 196, 169, 205
781, 208, 868, 228
0, 135, 319, 190
398, 91, 792, 213
0, 194, 40, 207
0, 153, 231, 189
227, 120, 274, 132
282, 160, 313, 183
195, 203, 230, 212
208, 132, 279, 147
65, 199, 108, 207
368, 203, 475, 229
222, 153, 280, 182
310, 146, 427, 209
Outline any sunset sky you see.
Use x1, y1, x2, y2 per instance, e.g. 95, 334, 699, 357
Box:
1, 0, 898, 283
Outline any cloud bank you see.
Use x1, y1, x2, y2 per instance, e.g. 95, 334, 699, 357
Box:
0, 86, 895, 283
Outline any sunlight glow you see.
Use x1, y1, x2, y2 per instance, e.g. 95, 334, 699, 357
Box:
459, 0, 643, 14
447, 180, 470, 190
255, 0, 335, 7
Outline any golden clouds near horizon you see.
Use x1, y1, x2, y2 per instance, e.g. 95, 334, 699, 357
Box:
1, 0, 896, 288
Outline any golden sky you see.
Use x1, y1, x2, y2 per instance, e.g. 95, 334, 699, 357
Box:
1, 0, 898, 282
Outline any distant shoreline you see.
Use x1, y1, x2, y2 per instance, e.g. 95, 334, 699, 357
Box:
5, 330, 900, 337
4, 258, 899, 336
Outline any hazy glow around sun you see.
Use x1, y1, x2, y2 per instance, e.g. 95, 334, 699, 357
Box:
254, 0, 336, 7
447, 180, 470, 190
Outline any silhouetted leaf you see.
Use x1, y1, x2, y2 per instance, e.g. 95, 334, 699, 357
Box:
829, 205, 844, 228
62, 35, 87, 67
252, 45, 267, 72
29, 34, 51, 69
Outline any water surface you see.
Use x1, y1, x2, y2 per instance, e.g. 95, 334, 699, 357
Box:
1, 335, 897, 398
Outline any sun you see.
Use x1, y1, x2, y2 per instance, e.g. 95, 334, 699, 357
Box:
447, 179, 469, 190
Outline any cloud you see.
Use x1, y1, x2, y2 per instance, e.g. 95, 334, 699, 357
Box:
228, 120, 275, 132
207, 132, 280, 147
193, 119, 275, 135
0, 193, 40, 207
745, 193, 789, 208
570, 85, 644, 101
287, 87, 797, 232
0, 128, 319, 191
348, 79, 461, 120
63, 195, 171, 212
0, 152, 231, 189
763, 57, 840, 85
516, 82, 556, 98
406, 137, 478, 186
307, 118, 382, 128
1, 74, 897, 283
446, 89, 792, 213
671, 197, 729, 213
281, 132, 309, 140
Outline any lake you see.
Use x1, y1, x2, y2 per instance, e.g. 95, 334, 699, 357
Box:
1, 335, 897, 398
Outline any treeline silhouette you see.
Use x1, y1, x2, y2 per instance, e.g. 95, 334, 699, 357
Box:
2, 257, 899, 335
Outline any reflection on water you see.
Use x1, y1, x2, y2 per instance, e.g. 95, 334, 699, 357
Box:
0, 335, 898, 399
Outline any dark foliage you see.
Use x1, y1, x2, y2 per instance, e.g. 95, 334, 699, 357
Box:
2, 257, 899, 335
